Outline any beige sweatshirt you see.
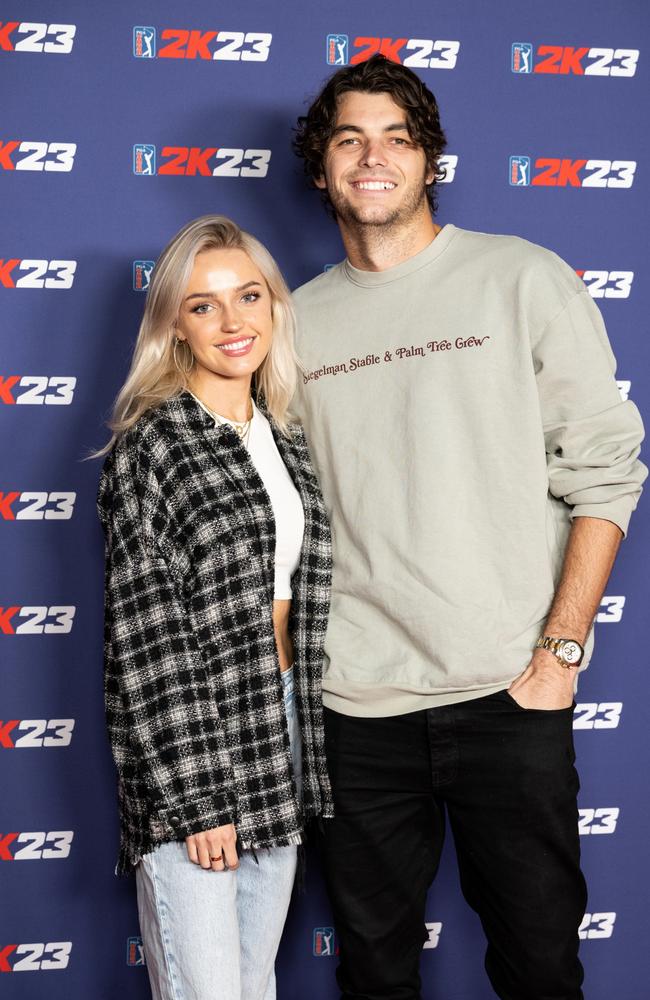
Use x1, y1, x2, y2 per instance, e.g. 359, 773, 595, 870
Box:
292, 225, 646, 717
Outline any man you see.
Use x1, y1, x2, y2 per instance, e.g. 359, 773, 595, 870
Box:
291, 56, 645, 1000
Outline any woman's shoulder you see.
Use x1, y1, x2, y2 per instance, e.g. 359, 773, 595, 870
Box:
110, 395, 190, 460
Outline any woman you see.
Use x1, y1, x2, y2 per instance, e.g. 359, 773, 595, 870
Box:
97, 215, 333, 1000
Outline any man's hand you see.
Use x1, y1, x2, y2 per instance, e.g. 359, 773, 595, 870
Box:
508, 518, 622, 710
185, 822, 239, 872
508, 648, 576, 710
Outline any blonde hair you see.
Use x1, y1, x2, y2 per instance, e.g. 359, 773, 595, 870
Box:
98, 215, 299, 454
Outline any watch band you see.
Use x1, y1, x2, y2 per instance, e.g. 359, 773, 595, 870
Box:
536, 635, 584, 667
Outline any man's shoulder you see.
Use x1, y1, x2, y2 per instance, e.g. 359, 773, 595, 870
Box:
455, 226, 582, 292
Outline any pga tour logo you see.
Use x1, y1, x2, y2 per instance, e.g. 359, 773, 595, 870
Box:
133, 261, 154, 291
512, 43, 534, 73
510, 156, 531, 187
327, 34, 348, 66
133, 26, 156, 58
126, 936, 146, 967
313, 927, 337, 957
134, 144, 156, 176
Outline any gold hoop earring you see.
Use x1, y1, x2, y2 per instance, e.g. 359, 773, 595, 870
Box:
173, 337, 193, 375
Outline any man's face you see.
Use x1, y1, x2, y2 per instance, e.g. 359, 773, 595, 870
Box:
316, 91, 433, 228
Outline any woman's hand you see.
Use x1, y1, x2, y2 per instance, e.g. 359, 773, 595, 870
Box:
185, 822, 239, 871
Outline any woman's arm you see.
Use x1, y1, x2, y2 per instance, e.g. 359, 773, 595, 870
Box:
99, 437, 237, 847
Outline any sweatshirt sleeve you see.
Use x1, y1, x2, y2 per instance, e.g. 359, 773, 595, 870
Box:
98, 438, 237, 840
533, 287, 646, 537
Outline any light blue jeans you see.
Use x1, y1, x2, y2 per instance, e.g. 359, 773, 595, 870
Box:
136, 667, 302, 1000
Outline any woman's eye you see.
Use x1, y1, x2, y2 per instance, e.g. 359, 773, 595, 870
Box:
192, 303, 211, 314
242, 292, 260, 304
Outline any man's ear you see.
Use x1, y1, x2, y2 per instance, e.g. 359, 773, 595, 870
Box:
314, 174, 327, 190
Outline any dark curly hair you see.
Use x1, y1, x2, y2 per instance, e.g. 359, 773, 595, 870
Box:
293, 54, 447, 215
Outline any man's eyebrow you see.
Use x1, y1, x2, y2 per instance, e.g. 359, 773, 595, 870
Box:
331, 122, 411, 137
184, 281, 262, 302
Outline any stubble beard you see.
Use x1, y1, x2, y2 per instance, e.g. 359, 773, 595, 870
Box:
329, 174, 429, 232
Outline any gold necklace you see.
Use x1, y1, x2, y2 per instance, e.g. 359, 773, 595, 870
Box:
210, 397, 254, 446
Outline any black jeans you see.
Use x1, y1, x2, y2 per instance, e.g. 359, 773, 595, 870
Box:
322, 690, 587, 1000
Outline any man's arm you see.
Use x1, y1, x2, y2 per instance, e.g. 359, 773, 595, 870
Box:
509, 516, 622, 709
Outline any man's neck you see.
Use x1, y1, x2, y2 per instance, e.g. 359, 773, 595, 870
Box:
340, 212, 441, 272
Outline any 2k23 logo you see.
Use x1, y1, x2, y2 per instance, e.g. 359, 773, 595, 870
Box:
512, 43, 639, 76
0, 719, 75, 747
133, 26, 271, 61
133, 145, 270, 178
0, 607, 76, 634
0, 141, 76, 172
0, 831, 74, 860
596, 595, 625, 623
577, 270, 633, 299
0, 492, 76, 520
579, 913, 616, 940
326, 34, 459, 69
423, 923, 443, 949
578, 808, 619, 836
573, 703, 622, 730
0, 942, 72, 973
0, 376, 76, 405
0, 259, 76, 288
509, 156, 636, 188
0, 22, 75, 53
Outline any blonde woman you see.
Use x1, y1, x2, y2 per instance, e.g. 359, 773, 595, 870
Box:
97, 215, 333, 1000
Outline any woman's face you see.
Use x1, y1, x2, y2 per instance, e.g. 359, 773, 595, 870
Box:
175, 247, 273, 388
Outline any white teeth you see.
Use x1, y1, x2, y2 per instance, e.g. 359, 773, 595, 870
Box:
217, 338, 253, 352
354, 181, 396, 191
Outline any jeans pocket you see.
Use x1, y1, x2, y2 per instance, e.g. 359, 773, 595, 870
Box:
500, 688, 575, 714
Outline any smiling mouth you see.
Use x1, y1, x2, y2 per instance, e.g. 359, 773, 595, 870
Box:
216, 337, 255, 355
351, 181, 397, 191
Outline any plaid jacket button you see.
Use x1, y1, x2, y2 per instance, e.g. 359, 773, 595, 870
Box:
169, 814, 181, 827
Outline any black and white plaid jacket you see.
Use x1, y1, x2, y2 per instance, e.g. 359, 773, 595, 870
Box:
97, 391, 333, 873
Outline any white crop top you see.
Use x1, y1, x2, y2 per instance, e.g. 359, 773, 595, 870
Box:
192, 394, 305, 599
246, 404, 305, 599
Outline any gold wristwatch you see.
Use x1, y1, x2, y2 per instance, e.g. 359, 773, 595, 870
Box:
536, 635, 584, 668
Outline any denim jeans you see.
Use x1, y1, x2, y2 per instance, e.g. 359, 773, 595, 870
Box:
322, 690, 587, 1000
136, 667, 302, 1000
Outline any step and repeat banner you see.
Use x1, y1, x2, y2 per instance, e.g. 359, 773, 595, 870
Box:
1, 2, 648, 998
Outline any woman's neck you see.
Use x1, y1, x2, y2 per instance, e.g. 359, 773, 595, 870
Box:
189, 373, 253, 423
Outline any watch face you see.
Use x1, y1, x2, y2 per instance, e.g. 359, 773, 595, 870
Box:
562, 641, 582, 665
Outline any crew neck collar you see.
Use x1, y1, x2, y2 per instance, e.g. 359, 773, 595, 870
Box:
343, 223, 457, 287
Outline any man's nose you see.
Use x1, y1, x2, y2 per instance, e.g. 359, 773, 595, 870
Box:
359, 138, 388, 169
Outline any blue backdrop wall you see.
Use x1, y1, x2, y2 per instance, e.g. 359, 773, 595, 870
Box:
1, 2, 648, 997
